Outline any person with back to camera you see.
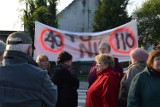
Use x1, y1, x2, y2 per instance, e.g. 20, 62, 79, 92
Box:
118, 48, 148, 107
0, 40, 6, 64
127, 50, 160, 107
0, 31, 57, 107
86, 54, 120, 107
52, 51, 79, 107
88, 41, 123, 88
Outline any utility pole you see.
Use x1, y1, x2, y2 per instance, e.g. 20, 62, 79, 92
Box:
82, 0, 86, 32
87, 0, 91, 31
24, 2, 28, 32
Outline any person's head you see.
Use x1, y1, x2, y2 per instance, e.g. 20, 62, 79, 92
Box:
130, 48, 148, 63
147, 50, 160, 72
98, 41, 111, 54
155, 43, 160, 50
0, 40, 6, 61
57, 51, 72, 66
95, 54, 114, 72
36, 55, 50, 70
6, 31, 33, 56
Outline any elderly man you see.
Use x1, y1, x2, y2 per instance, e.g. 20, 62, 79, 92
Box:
0, 31, 57, 107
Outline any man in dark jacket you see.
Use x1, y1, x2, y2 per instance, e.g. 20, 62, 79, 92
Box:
0, 31, 57, 107
0, 40, 6, 65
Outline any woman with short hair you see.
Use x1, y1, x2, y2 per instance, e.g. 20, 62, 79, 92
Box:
36, 55, 52, 76
88, 41, 123, 88
118, 48, 148, 107
86, 54, 120, 107
128, 50, 160, 107
52, 51, 79, 107
36, 55, 50, 70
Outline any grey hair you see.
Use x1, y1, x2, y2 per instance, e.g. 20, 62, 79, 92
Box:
6, 44, 31, 54
98, 41, 111, 52
0, 40, 6, 55
95, 54, 114, 68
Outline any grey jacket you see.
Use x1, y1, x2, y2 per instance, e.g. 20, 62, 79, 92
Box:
0, 50, 57, 107
118, 62, 146, 107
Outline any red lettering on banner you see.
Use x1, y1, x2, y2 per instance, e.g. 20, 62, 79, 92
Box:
40, 29, 64, 52
109, 28, 137, 54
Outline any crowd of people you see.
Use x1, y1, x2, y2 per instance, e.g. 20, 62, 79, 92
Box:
0, 31, 160, 107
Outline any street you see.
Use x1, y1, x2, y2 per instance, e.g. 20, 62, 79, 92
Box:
78, 81, 88, 107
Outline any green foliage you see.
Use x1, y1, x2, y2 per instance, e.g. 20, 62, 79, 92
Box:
78, 75, 88, 81
20, 0, 58, 42
133, 0, 160, 49
93, 0, 131, 32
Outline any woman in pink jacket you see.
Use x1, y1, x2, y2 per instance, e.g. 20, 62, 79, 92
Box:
86, 54, 120, 107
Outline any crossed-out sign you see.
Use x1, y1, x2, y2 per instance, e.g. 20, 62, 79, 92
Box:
40, 29, 64, 52
40, 27, 137, 54
109, 27, 137, 54
35, 20, 138, 61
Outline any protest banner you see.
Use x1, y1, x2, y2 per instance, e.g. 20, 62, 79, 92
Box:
34, 20, 138, 62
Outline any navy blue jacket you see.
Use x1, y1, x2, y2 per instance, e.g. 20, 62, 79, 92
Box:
0, 50, 57, 107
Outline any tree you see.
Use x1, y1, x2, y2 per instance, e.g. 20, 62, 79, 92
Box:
20, 0, 58, 42
93, 0, 131, 32
132, 0, 160, 49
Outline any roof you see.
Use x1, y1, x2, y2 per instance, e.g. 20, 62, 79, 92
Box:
59, 0, 77, 14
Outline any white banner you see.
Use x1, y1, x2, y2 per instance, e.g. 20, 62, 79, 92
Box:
34, 20, 138, 62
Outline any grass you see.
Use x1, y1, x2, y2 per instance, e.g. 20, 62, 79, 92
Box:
78, 75, 88, 81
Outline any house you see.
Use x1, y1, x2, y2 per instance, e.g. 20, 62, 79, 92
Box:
0, 31, 16, 42
59, 0, 100, 32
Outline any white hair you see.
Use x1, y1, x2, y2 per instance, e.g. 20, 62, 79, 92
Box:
98, 42, 111, 52
6, 44, 31, 54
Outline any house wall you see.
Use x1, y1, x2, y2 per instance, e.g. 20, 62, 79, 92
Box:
0, 31, 16, 42
59, 0, 99, 32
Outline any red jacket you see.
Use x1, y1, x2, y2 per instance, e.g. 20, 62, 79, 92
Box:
88, 58, 123, 88
86, 67, 120, 107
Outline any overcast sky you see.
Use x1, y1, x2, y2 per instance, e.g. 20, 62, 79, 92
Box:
0, 0, 145, 31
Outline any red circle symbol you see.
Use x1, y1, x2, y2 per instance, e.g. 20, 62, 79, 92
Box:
109, 27, 137, 54
40, 29, 64, 52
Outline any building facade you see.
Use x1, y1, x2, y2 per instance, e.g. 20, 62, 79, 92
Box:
59, 0, 100, 32
0, 31, 16, 42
